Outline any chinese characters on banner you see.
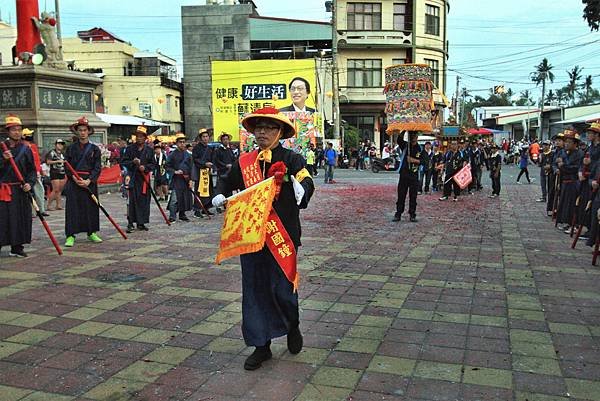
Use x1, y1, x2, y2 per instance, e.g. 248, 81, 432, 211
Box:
215, 177, 277, 264
211, 59, 323, 148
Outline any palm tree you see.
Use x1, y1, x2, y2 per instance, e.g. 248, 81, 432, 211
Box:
530, 58, 554, 140
519, 90, 534, 106
581, 75, 593, 104
556, 88, 568, 106
566, 66, 583, 105
546, 89, 556, 105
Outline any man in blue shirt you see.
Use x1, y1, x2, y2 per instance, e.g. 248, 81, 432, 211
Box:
323, 142, 337, 184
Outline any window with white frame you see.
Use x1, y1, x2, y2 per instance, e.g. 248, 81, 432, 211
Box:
347, 59, 382, 87
347, 3, 382, 30
425, 4, 440, 36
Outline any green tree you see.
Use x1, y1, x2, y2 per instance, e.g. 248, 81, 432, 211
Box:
583, 0, 600, 30
530, 58, 554, 140
566, 65, 583, 105
546, 89, 556, 105
343, 125, 359, 149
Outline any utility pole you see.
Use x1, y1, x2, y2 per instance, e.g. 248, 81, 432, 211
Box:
460, 87, 467, 126
454, 75, 460, 123
55, 0, 63, 51
331, 0, 341, 146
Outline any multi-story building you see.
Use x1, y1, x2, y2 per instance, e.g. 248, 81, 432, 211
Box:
0, 20, 17, 66
181, 1, 332, 137
336, 0, 449, 146
62, 28, 183, 136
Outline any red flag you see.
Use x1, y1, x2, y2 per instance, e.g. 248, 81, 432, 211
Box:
453, 163, 473, 189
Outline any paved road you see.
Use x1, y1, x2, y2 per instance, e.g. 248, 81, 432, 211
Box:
0, 164, 598, 401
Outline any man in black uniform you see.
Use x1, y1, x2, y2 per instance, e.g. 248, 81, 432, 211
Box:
166, 134, 193, 222
440, 140, 464, 201
556, 130, 584, 232
192, 128, 214, 217
0, 114, 36, 257
393, 131, 421, 222
64, 117, 102, 247
121, 125, 156, 233
488, 143, 502, 198
432, 145, 444, 192
419, 141, 433, 194
213, 133, 236, 200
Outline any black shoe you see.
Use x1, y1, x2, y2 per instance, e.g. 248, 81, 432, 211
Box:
168, 217, 176, 223
287, 326, 303, 354
137, 225, 148, 231
244, 343, 272, 370
41, 212, 50, 217
392, 214, 401, 222
9, 248, 27, 258
179, 215, 190, 222
194, 211, 204, 219
202, 210, 214, 216
126, 224, 135, 233
579, 233, 590, 241
409, 215, 418, 222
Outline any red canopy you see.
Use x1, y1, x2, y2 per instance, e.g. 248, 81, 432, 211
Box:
467, 128, 493, 135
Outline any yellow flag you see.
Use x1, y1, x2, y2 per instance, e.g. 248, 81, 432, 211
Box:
198, 168, 210, 197
215, 177, 277, 264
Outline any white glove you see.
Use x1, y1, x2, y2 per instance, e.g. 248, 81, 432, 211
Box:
212, 194, 227, 208
290, 175, 305, 206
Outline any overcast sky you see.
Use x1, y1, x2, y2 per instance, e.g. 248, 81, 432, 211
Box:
2, 0, 598, 102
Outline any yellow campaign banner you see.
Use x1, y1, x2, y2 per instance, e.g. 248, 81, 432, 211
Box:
215, 177, 277, 264
211, 59, 319, 143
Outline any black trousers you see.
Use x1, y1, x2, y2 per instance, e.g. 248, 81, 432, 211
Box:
396, 172, 419, 217
421, 169, 433, 192
491, 172, 501, 195
517, 168, 530, 182
443, 176, 461, 197
432, 169, 439, 191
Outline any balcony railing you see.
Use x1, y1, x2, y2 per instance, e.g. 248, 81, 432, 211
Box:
160, 76, 183, 92
337, 30, 412, 47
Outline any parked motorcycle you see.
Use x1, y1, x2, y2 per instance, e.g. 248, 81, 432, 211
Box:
371, 157, 397, 173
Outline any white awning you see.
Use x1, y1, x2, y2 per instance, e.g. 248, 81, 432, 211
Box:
96, 113, 168, 127
551, 111, 600, 125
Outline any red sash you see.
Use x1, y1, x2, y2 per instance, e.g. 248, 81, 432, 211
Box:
0, 182, 19, 202
239, 151, 299, 290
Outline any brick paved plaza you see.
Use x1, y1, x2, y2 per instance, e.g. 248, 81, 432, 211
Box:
0, 166, 599, 401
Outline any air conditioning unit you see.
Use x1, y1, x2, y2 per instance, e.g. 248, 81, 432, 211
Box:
121, 106, 131, 113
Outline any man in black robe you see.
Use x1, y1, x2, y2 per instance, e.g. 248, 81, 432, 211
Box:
586, 123, 600, 246
556, 130, 584, 232
548, 133, 565, 217
192, 128, 214, 217
64, 117, 102, 247
121, 125, 156, 232
212, 107, 314, 371
213, 132, 236, 200
0, 114, 36, 257
166, 134, 193, 222
393, 132, 421, 222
